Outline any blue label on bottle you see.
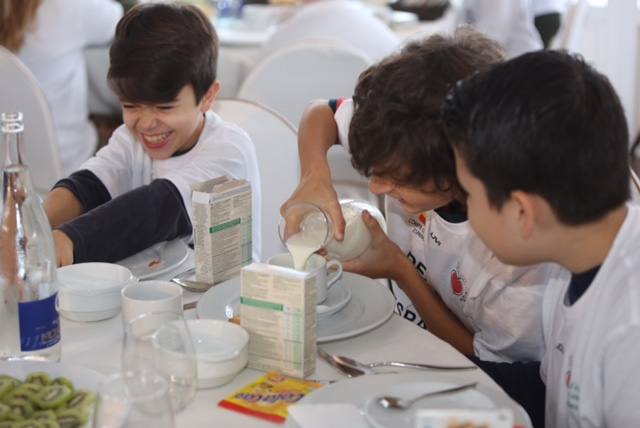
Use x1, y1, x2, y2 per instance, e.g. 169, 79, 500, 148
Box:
18, 293, 60, 352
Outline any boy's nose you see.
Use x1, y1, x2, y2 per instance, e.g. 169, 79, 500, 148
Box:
136, 111, 158, 130
369, 176, 394, 195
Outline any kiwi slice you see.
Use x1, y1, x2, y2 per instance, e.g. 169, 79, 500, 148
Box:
6, 398, 34, 421
64, 391, 95, 411
14, 421, 44, 428
0, 377, 20, 401
55, 409, 86, 428
23, 374, 50, 388
0, 421, 17, 428
0, 402, 10, 421
49, 379, 72, 394
38, 421, 59, 428
30, 410, 56, 422
33, 387, 71, 411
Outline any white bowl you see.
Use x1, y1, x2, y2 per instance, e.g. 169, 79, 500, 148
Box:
187, 319, 249, 389
57, 263, 137, 322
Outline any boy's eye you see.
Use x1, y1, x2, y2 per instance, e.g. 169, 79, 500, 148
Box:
157, 105, 175, 110
122, 104, 138, 110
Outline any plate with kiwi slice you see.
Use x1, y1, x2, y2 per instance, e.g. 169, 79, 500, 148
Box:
0, 361, 103, 428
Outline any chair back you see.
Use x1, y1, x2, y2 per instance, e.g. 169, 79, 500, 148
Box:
238, 41, 372, 127
212, 98, 299, 259
551, 0, 589, 50
0, 46, 63, 194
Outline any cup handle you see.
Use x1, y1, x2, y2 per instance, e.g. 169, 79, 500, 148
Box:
326, 260, 343, 289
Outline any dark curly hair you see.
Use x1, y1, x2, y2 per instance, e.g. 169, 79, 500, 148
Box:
348, 27, 504, 196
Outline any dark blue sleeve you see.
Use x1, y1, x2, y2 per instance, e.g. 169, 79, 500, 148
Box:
58, 178, 192, 263
53, 169, 111, 211
470, 357, 545, 428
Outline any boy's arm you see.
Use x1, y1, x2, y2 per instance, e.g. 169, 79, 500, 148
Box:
54, 178, 191, 266
44, 170, 113, 229
280, 100, 346, 240
471, 358, 545, 428
345, 211, 475, 356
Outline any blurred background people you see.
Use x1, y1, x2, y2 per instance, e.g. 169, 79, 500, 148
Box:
459, 0, 542, 57
256, 0, 401, 63
531, 0, 568, 48
0, 0, 122, 174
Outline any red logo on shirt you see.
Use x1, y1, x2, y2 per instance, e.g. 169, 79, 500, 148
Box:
451, 270, 465, 296
418, 212, 428, 225
565, 370, 572, 388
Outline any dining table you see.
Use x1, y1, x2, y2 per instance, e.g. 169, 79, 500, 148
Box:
58, 250, 533, 427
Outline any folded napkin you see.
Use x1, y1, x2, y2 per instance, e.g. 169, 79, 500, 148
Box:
288, 403, 370, 428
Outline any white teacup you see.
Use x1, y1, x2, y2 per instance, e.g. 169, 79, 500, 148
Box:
267, 253, 342, 304
121, 280, 183, 325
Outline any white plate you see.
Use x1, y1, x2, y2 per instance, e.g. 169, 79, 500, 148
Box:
116, 239, 189, 280
286, 373, 531, 428
216, 24, 276, 46
196, 272, 394, 342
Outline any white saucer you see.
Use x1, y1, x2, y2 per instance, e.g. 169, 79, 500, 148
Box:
285, 373, 531, 428
196, 272, 394, 343
116, 239, 189, 280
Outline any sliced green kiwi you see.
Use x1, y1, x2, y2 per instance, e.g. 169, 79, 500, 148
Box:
23, 375, 50, 388
32, 387, 71, 410
0, 421, 17, 428
6, 398, 34, 421
64, 390, 95, 411
38, 421, 59, 428
2, 389, 38, 405
55, 409, 86, 428
0, 377, 20, 401
30, 410, 56, 422
14, 421, 44, 428
49, 379, 72, 394
0, 402, 10, 421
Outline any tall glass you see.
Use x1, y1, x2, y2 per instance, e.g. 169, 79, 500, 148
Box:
93, 371, 175, 428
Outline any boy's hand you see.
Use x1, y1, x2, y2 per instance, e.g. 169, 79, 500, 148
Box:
342, 210, 407, 280
280, 172, 346, 241
53, 230, 74, 267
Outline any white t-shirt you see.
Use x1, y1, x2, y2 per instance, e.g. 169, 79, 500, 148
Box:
81, 111, 263, 262
531, 0, 568, 16
336, 99, 563, 362
459, 0, 543, 57
541, 204, 640, 427
17, 0, 123, 175
257, 0, 400, 64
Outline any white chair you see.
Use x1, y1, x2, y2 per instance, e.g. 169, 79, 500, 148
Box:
237, 41, 372, 127
238, 41, 379, 211
0, 46, 64, 195
211, 98, 299, 259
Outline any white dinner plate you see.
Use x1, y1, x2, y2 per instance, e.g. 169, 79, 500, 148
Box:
116, 239, 189, 280
286, 373, 531, 428
196, 272, 395, 343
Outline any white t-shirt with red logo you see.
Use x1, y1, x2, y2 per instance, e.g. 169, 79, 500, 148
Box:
541, 204, 640, 427
335, 99, 564, 362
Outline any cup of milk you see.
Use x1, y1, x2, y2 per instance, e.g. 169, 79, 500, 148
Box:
266, 253, 342, 304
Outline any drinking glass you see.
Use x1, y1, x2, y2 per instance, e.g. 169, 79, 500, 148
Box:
93, 371, 175, 428
121, 311, 197, 412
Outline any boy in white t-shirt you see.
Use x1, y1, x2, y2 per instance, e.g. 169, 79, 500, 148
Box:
282, 28, 563, 368
445, 50, 639, 427
43, 3, 262, 265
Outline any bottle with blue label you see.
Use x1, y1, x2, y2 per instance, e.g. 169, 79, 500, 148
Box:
0, 112, 60, 361
216, 0, 243, 27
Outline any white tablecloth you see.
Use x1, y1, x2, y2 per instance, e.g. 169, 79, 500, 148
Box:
59, 252, 531, 427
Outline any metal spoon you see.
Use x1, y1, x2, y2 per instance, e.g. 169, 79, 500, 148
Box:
333, 354, 477, 371
377, 382, 478, 410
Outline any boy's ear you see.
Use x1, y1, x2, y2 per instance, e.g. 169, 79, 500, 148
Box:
510, 191, 536, 240
199, 81, 221, 112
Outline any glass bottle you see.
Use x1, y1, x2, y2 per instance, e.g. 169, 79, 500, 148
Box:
0, 112, 61, 361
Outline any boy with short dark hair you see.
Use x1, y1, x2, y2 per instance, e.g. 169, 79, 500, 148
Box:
44, 3, 262, 265
444, 50, 639, 427
282, 28, 563, 364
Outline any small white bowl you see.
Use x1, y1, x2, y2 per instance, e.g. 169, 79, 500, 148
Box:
57, 263, 137, 322
188, 319, 249, 389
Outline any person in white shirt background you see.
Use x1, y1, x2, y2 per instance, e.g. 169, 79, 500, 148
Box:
0, 0, 123, 175
256, 0, 401, 64
531, 0, 568, 47
459, 0, 542, 57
